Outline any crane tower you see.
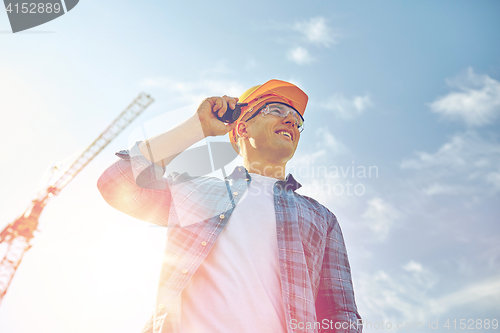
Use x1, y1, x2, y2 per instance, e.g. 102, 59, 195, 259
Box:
0, 93, 154, 304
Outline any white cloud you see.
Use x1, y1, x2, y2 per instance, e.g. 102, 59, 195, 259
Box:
403, 260, 423, 273
314, 127, 348, 154
362, 197, 399, 241
401, 131, 500, 197
357, 269, 435, 323
486, 169, 500, 191
402, 260, 439, 290
285, 17, 338, 66
293, 17, 338, 47
401, 131, 500, 170
429, 68, 500, 126
286, 46, 314, 65
422, 183, 463, 196
358, 267, 500, 324
433, 277, 500, 314
321, 93, 372, 120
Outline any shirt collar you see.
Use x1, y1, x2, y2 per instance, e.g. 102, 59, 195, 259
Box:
227, 166, 302, 192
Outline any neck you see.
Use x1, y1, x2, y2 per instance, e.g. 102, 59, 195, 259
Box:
243, 158, 288, 180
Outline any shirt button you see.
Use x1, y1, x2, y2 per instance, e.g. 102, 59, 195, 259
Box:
201, 241, 207, 246
219, 214, 225, 219
158, 303, 164, 311
233, 192, 238, 196
181, 269, 188, 274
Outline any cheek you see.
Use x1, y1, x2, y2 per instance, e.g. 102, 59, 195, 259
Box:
294, 131, 301, 143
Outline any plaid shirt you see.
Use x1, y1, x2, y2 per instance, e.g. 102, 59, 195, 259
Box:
97, 143, 362, 333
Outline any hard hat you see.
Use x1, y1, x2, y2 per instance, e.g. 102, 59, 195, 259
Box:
229, 79, 308, 154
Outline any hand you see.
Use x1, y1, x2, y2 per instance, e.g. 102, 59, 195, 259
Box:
195, 95, 239, 137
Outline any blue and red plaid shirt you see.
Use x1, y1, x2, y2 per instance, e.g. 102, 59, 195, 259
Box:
97, 143, 362, 333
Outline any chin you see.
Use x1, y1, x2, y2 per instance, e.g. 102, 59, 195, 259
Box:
272, 147, 295, 162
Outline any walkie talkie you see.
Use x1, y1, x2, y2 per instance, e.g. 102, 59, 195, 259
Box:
216, 103, 248, 123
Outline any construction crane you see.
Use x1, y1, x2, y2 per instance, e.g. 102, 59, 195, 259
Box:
0, 93, 154, 305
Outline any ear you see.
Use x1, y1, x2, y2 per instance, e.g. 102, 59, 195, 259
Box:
236, 121, 249, 139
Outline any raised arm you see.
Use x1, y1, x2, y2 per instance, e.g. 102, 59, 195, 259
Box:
97, 95, 239, 225
138, 96, 239, 166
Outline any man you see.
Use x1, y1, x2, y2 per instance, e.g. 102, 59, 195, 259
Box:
97, 79, 362, 333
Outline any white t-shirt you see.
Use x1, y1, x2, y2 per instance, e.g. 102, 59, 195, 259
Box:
180, 173, 287, 333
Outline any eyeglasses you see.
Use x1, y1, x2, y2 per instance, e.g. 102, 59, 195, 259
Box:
245, 102, 304, 132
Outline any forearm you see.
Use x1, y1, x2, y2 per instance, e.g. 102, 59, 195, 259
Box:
97, 148, 171, 226
138, 115, 206, 167
98, 95, 238, 224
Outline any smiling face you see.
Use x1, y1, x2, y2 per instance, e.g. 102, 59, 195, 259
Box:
237, 103, 302, 166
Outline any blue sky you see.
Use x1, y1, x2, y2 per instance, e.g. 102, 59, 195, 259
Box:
1, 1, 499, 332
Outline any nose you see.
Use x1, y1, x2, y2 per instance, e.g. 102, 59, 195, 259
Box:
282, 112, 298, 127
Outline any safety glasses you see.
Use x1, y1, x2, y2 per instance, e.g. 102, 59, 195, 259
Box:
245, 102, 304, 132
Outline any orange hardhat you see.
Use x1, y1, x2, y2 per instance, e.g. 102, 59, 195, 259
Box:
229, 79, 308, 154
